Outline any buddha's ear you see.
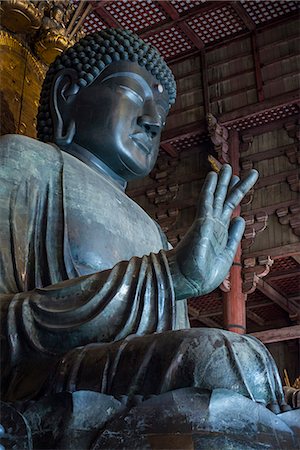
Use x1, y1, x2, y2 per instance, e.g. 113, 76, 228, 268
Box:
50, 69, 80, 147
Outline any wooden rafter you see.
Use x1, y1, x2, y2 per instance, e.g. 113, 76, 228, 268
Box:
92, 1, 121, 28
251, 325, 300, 344
141, 2, 227, 40
251, 32, 264, 102
158, 1, 204, 49
160, 142, 178, 158
231, 1, 256, 31
257, 278, 299, 317
189, 306, 222, 329
266, 268, 300, 281
247, 309, 265, 326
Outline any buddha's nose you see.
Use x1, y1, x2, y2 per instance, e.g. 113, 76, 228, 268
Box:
137, 102, 161, 138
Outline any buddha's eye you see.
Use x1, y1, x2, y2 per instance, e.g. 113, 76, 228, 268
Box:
117, 85, 143, 104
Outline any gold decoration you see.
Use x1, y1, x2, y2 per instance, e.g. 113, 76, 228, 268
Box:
0, 0, 42, 34
0, 30, 47, 81
35, 32, 73, 65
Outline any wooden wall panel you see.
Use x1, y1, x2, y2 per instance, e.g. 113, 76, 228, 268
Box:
241, 128, 299, 256
258, 19, 300, 101
166, 55, 203, 132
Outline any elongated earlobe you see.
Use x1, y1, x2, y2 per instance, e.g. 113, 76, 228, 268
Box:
50, 69, 79, 148
54, 118, 76, 147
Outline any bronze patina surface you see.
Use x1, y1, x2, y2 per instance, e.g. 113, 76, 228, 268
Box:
0, 28, 299, 449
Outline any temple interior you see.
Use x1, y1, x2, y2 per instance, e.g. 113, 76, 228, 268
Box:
0, 0, 299, 398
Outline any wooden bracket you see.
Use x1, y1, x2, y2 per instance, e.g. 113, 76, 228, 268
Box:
284, 119, 300, 141
242, 255, 274, 294
207, 113, 229, 164
276, 203, 300, 236
242, 211, 268, 249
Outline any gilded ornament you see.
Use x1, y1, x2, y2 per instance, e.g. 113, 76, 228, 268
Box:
0, 31, 47, 81
0, 0, 42, 34
35, 32, 74, 65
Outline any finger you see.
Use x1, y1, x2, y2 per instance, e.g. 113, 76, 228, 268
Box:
196, 171, 218, 219
222, 169, 258, 221
213, 164, 232, 218
224, 217, 245, 262
228, 174, 240, 192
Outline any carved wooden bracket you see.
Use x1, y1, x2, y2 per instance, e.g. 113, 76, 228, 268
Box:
156, 207, 179, 234
242, 211, 268, 249
146, 183, 179, 205
243, 255, 274, 294
285, 144, 300, 165
287, 172, 300, 192
207, 113, 229, 164
276, 203, 300, 236
240, 133, 253, 153
284, 119, 300, 141
219, 273, 231, 292
150, 158, 178, 181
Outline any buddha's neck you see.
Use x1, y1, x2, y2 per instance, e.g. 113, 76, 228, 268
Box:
64, 143, 127, 191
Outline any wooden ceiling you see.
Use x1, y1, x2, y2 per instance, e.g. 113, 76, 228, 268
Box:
80, 1, 299, 62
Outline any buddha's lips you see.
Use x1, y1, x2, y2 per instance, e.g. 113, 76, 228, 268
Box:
130, 133, 152, 155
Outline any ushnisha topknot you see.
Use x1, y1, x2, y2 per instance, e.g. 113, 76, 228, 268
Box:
37, 28, 177, 142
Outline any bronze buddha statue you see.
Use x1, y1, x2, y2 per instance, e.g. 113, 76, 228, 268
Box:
0, 29, 298, 449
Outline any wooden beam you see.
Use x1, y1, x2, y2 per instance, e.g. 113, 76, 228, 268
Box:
92, 2, 122, 28
242, 200, 299, 217
266, 268, 300, 281
160, 142, 178, 158
250, 325, 300, 343
141, 2, 227, 39
220, 90, 299, 126
240, 144, 295, 163
243, 243, 300, 259
189, 306, 222, 329
231, 2, 256, 31
255, 169, 299, 189
158, 1, 205, 49
247, 309, 265, 326
162, 121, 206, 143
292, 254, 300, 265
256, 278, 299, 316
241, 114, 299, 137
198, 317, 222, 328
200, 50, 210, 116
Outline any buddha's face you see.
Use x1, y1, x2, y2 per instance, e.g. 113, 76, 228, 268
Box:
68, 61, 170, 181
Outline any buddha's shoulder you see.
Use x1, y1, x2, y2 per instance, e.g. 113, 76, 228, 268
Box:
0, 134, 62, 169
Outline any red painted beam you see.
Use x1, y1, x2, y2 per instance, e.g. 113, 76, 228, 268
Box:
223, 130, 247, 334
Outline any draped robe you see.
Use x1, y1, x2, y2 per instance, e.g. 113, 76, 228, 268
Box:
0, 134, 285, 410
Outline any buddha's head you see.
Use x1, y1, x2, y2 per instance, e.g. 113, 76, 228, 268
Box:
37, 29, 176, 182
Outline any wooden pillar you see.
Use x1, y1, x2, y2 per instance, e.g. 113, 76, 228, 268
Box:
223, 130, 247, 334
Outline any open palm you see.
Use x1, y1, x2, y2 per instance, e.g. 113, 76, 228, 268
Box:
168, 165, 258, 300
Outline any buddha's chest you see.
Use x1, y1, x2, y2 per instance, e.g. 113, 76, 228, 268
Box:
63, 156, 163, 275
